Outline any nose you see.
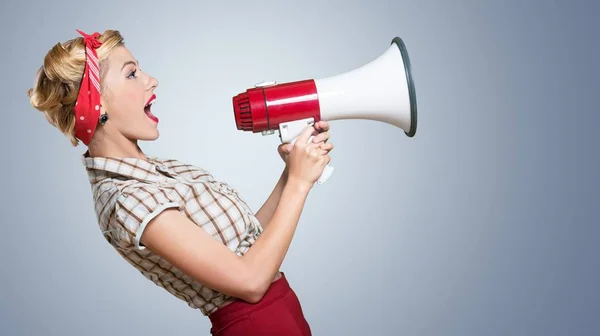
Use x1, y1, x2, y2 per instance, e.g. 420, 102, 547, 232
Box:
147, 75, 159, 91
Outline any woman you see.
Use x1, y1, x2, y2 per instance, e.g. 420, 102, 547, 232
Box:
27, 29, 333, 335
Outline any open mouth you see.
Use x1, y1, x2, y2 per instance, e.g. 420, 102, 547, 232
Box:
144, 94, 159, 123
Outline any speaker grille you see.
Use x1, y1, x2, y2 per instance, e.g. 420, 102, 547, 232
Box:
233, 93, 253, 131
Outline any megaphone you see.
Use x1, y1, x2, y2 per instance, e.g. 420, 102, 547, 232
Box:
232, 36, 417, 184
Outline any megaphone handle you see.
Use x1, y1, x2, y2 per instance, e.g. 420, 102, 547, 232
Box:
317, 164, 334, 184
290, 135, 334, 185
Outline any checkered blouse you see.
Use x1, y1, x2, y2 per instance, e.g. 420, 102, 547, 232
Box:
82, 151, 264, 315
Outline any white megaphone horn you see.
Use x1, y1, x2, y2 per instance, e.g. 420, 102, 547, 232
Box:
232, 36, 417, 184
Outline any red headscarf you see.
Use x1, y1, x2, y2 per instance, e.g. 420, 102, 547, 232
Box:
73, 29, 103, 145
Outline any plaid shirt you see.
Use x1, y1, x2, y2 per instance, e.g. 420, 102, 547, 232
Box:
82, 151, 264, 315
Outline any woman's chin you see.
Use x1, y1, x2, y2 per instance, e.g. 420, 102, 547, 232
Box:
135, 129, 160, 142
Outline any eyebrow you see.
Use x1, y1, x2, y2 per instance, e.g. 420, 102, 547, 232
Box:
121, 60, 139, 71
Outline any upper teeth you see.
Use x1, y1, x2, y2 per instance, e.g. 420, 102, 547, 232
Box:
146, 98, 155, 107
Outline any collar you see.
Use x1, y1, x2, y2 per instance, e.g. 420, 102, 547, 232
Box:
81, 150, 174, 183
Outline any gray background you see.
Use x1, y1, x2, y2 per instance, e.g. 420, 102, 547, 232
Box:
1, 0, 599, 335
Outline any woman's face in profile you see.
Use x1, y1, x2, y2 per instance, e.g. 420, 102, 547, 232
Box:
100, 45, 161, 142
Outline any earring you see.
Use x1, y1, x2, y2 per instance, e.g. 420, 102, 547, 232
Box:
99, 112, 109, 125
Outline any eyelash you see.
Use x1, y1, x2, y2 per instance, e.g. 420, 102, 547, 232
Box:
128, 69, 138, 79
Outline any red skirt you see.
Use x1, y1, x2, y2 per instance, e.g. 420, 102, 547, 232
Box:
209, 273, 312, 335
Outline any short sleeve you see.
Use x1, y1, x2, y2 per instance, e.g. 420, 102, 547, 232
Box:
114, 185, 182, 250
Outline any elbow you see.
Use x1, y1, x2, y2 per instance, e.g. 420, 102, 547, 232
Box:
240, 275, 270, 304
244, 281, 269, 304
243, 289, 265, 304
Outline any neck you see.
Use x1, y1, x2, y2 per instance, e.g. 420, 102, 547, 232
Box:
86, 131, 146, 160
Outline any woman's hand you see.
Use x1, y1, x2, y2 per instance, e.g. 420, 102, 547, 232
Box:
278, 121, 334, 176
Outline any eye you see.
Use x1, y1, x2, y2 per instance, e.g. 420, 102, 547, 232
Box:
127, 69, 137, 79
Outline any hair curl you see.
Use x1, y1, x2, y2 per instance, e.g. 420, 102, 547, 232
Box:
27, 30, 124, 146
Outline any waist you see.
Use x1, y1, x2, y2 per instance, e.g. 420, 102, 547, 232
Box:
209, 271, 287, 320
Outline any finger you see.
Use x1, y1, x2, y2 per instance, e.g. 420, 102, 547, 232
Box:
311, 131, 330, 143
314, 120, 329, 132
320, 142, 334, 151
295, 126, 317, 146
306, 141, 323, 151
283, 143, 294, 152
313, 148, 329, 156
280, 142, 294, 154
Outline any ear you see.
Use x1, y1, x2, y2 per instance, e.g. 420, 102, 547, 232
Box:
99, 85, 111, 106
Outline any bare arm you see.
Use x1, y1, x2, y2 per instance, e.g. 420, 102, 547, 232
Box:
254, 121, 333, 229
140, 179, 311, 304
254, 169, 288, 229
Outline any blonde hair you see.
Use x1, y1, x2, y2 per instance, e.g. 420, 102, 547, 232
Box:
27, 30, 125, 146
